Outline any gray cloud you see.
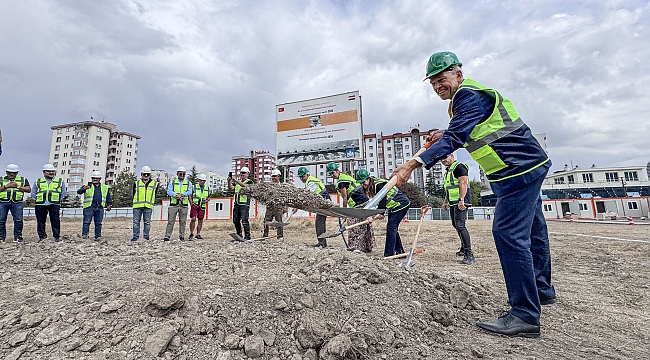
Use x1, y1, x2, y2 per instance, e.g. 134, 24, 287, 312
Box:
1, 0, 649, 183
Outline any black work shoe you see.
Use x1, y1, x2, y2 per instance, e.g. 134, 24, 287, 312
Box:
194, 235, 203, 240
179, 237, 185, 242
16, 237, 23, 243
54, 238, 61, 243
188, 234, 194, 240
163, 238, 170, 242
82, 235, 89, 240
476, 313, 540, 338
461, 252, 476, 265
0, 238, 5, 243
540, 296, 558, 306
456, 248, 464, 256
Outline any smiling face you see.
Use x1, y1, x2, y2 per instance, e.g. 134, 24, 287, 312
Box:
428, 68, 463, 100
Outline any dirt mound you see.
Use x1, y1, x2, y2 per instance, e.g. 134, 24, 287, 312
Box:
0, 233, 493, 359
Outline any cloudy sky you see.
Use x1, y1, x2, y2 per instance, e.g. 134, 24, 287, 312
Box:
2, 0, 649, 182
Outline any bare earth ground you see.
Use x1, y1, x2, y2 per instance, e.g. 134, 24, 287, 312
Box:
0, 217, 648, 360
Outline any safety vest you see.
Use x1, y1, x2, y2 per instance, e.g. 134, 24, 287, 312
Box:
444, 161, 471, 206
373, 178, 403, 211
305, 175, 332, 200
0, 176, 27, 202
82, 184, 109, 208
347, 185, 369, 208
234, 178, 254, 205
35, 177, 63, 205
192, 185, 209, 209
336, 173, 358, 207
453, 78, 549, 181
133, 179, 158, 209
170, 178, 190, 206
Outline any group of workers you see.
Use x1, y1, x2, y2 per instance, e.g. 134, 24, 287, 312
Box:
1, 50, 555, 339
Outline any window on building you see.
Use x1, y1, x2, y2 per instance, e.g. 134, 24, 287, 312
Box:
368, 139, 373, 143
624, 171, 639, 182
579, 203, 588, 211
387, 146, 391, 151
406, 153, 410, 157
98, 128, 102, 133
56, 137, 61, 142
65, 136, 70, 140
67, 127, 71, 132
64, 144, 68, 149
53, 154, 59, 159
554, 177, 564, 184
96, 135, 102, 140
54, 145, 60, 151
386, 140, 391, 143
57, 129, 62, 134
319, 164, 324, 168
368, 145, 373, 150
388, 161, 392, 166
369, 153, 374, 157
370, 168, 375, 172
582, 173, 594, 183
388, 154, 392, 158
62, 161, 66, 166
605, 172, 619, 182
628, 202, 639, 210
96, 144, 101, 149
53, 162, 58, 167
63, 153, 67, 157
369, 161, 374, 165
543, 204, 553, 212
405, 144, 410, 149
320, 172, 324, 176
567, 175, 575, 184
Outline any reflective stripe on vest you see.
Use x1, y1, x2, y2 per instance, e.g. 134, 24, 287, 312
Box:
133, 180, 157, 209
192, 185, 209, 209
234, 179, 253, 205
305, 176, 325, 195
0, 176, 26, 202
170, 178, 190, 206
444, 161, 469, 206
35, 177, 63, 205
453, 78, 522, 176
373, 178, 400, 210
82, 184, 108, 208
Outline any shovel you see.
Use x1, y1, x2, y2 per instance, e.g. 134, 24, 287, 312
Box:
265, 211, 295, 228
383, 249, 425, 260
364, 139, 438, 211
321, 218, 373, 238
399, 206, 431, 268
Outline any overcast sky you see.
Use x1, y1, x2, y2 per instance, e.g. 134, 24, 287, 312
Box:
2, 0, 649, 183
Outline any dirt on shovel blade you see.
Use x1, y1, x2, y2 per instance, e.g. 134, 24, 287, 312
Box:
241, 182, 335, 212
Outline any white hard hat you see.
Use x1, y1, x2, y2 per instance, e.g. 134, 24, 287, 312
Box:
177, 166, 186, 172
198, 174, 207, 181
240, 167, 250, 173
91, 170, 102, 178
271, 169, 281, 176
42, 164, 55, 171
140, 166, 152, 174
5, 164, 19, 172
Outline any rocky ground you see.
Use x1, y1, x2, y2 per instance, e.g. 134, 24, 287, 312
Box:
0, 217, 648, 360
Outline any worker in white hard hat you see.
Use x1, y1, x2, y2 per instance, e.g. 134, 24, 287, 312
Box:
228, 166, 253, 241
262, 169, 285, 240
188, 173, 210, 240
131, 166, 158, 242
0, 164, 31, 243
164, 166, 193, 242
77, 170, 112, 240
31, 164, 66, 242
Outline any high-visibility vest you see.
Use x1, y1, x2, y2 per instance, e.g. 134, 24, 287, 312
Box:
234, 178, 254, 205
133, 179, 158, 209
170, 178, 190, 206
306, 176, 331, 200
444, 161, 471, 206
35, 177, 63, 205
192, 185, 209, 209
347, 185, 369, 208
0, 176, 27, 202
453, 78, 549, 181
82, 184, 109, 208
336, 173, 358, 207
373, 178, 402, 211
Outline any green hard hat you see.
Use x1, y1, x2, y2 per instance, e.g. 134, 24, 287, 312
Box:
424, 51, 462, 80
355, 168, 370, 182
326, 162, 339, 174
297, 167, 309, 177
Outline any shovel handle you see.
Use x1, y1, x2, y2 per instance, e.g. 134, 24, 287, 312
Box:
344, 218, 372, 231
382, 249, 425, 260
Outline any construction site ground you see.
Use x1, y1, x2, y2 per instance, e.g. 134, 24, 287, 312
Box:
0, 217, 648, 360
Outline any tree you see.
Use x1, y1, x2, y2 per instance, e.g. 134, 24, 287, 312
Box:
210, 190, 224, 198
397, 182, 425, 208
470, 180, 483, 206
189, 165, 199, 185
61, 194, 81, 208
155, 184, 168, 205
424, 195, 444, 208
112, 170, 137, 207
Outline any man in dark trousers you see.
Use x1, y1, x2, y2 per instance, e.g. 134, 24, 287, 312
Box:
77, 170, 112, 240
441, 153, 475, 264
228, 167, 253, 241
393, 51, 556, 338
32, 164, 66, 242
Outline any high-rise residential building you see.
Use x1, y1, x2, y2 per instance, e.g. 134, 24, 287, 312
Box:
150, 169, 171, 188
231, 150, 276, 183
48, 121, 140, 193
312, 126, 445, 192
202, 171, 228, 194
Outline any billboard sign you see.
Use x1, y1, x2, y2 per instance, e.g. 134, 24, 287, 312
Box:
276, 91, 363, 166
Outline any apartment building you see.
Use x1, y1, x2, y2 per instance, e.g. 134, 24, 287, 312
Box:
231, 150, 276, 183
48, 121, 140, 193
202, 171, 229, 194
150, 169, 171, 188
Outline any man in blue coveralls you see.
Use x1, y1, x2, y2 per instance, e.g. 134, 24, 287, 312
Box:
393, 51, 556, 338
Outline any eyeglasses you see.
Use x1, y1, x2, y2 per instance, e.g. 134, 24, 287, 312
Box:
142, 173, 150, 176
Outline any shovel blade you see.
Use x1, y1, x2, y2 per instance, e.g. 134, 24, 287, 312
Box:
317, 207, 384, 219
399, 249, 416, 267
229, 233, 245, 242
